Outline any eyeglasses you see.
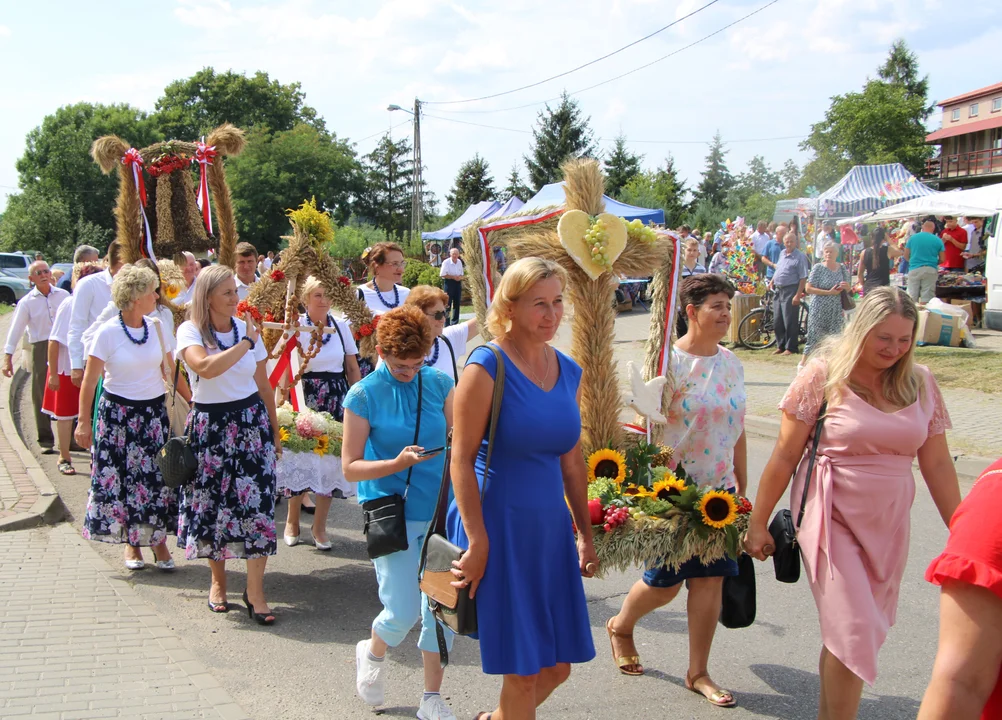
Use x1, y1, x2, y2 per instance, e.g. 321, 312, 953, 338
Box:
30, 269, 50, 276
426, 311, 447, 321
385, 358, 424, 376
385, 261, 407, 269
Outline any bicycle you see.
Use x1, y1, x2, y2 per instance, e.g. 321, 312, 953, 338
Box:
737, 288, 809, 350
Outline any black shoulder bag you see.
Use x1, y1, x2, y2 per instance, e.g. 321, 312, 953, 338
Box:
419, 344, 505, 667
362, 373, 423, 559
768, 400, 827, 583
156, 361, 197, 490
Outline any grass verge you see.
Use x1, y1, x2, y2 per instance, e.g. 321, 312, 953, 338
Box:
0, 304, 12, 316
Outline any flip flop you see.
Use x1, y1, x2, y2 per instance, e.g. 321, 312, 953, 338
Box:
606, 618, 643, 676
686, 671, 736, 708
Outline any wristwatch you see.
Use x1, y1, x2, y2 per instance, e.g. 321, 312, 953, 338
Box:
243, 336, 256, 350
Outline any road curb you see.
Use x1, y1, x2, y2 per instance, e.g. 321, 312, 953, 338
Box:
745, 413, 996, 481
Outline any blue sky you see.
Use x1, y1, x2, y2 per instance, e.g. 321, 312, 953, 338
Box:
1, 0, 1000, 216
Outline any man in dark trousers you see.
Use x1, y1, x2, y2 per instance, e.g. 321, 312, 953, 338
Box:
439, 247, 465, 326
769, 231, 810, 356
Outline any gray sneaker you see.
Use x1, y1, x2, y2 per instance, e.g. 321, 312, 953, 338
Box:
417, 694, 456, 720
355, 639, 385, 706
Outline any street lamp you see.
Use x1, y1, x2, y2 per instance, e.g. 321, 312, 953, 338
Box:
388, 100, 422, 247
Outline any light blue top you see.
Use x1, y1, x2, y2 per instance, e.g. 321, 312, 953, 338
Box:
906, 231, 944, 270
343, 363, 453, 522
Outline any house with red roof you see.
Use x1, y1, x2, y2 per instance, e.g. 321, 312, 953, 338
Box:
924, 81, 1002, 189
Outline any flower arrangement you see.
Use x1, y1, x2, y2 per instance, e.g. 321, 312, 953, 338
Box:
275, 403, 343, 457
582, 446, 751, 575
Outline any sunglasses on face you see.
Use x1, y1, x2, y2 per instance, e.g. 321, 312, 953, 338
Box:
426, 311, 447, 321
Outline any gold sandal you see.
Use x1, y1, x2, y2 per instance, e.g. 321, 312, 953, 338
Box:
606, 618, 643, 676
685, 671, 736, 708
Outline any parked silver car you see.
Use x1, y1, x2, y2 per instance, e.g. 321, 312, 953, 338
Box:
0, 270, 31, 305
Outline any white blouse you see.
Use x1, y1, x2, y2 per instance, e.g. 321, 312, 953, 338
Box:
48, 299, 74, 376
297, 313, 358, 374
176, 318, 267, 404
357, 283, 411, 315
88, 317, 166, 401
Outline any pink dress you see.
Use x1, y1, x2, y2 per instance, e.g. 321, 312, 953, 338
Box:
779, 360, 951, 685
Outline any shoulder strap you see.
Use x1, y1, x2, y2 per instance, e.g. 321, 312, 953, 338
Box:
151, 317, 182, 404
795, 400, 827, 530
402, 372, 423, 500
357, 287, 365, 302
440, 335, 458, 384
479, 344, 505, 503
330, 316, 348, 356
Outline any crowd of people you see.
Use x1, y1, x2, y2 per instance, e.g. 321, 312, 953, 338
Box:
3, 231, 999, 720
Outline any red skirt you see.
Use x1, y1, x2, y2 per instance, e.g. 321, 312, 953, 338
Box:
41, 370, 80, 420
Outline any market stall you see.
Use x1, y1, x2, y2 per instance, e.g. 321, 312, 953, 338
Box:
422, 199, 501, 261
521, 181, 666, 224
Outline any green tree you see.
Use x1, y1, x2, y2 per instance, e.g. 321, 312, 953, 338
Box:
694, 132, 734, 207
878, 39, 933, 116
446, 153, 497, 214
524, 91, 597, 190
325, 221, 385, 263
619, 155, 690, 227
356, 134, 416, 243
226, 124, 362, 252
780, 159, 802, 196
15, 102, 162, 234
603, 134, 643, 198
154, 68, 323, 140
735, 156, 781, 200
502, 164, 531, 200
0, 186, 75, 260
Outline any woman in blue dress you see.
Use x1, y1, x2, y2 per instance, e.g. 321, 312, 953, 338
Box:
447, 257, 598, 720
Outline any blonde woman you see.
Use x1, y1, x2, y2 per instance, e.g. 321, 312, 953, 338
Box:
447, 257, 598, 720
75, 265, 175, 571
745, 286, 961, 720
176, 266, 281, 624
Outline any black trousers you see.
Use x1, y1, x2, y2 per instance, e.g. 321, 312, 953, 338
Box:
773, 284, 801, 353
443, 278, 462, 325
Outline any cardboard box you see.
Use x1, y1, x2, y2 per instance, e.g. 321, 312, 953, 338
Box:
916, 309, 963, 347
950, 299, 975, 328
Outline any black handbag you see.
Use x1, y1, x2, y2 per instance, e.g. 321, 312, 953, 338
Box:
419, 344, 505, 667
719, 553, 756, 629
361, 373, 423, 560
157, 429, 197, 490
768, 401, 827, 583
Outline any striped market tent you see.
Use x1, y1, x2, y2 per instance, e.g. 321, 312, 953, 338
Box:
816, 163, 938, 217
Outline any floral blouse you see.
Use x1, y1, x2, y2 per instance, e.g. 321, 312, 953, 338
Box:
662, 346, 746, 490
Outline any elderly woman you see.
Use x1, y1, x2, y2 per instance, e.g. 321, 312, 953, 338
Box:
354, 242, 411, 377
918, 457, 1002, 720
280, 276, 361, 551
176, 266, 281, 624
447, 257, 598, 720
402, 284, 478, 383
74, 265, 176, 571
745, 287, 961, 720
341, 306, 455, 720
803, 240, 851, 358
608, 274, 746, 708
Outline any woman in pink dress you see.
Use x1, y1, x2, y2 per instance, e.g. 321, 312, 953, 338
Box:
744, 286, 961, 720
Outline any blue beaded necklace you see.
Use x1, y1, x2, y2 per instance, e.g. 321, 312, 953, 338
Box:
212, 317, 239, 350
372, 282, 400, 309
118, 312, 149, 345
305, 313, 334, 345
425, 338, 440, 367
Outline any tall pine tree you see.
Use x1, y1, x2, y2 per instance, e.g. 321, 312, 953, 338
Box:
356, 134, 414, 242
446, 153, 496, 214
502, 164, 532, 201
694, 131, 734, 207
524, 91, 597, 190
878, 39, 933, 116
603, 134, 643, 198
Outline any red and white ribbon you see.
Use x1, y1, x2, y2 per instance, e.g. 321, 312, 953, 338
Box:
476, 208, 564, 307
122, 148, 155, 260
267, 334, 305, 411
195, 139, 217, 236
656, 231, 683, 378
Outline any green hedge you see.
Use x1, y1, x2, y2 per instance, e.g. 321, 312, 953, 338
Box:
402, 260, 443, 289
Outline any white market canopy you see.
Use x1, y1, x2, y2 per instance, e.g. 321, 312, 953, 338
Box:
837, 182, 1002, 225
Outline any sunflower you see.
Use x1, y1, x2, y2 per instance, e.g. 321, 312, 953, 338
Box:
650, 475, 687, 501
164, 283, 181, 301
621, 483, 651, 498
698, 490, 739, 529
278, 427, 290, 442
314, 434, 330, 456
587, 448, 627, 485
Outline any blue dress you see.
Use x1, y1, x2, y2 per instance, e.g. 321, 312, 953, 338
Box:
447, 345, 596, 676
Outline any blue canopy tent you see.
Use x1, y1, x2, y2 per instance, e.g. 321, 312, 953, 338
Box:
521, 182, 665, 224
422, 200, 501, 241
816, 164, 937, 217
485, 196, 525, 219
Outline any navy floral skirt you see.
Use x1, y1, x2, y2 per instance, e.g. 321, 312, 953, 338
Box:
357, 356, 374, 379
83, 393, 175, 547
177, 394, 278, 561
302, 371, 349, 421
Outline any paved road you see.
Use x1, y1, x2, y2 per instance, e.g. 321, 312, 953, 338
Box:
14, 307, 965, 720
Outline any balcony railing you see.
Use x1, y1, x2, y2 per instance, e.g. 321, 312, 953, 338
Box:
925, 148, 1002, 181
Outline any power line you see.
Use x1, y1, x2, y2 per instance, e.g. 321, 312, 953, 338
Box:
355, 120, 411, 144
423, 0, 721, 106
429, 0, 781, 116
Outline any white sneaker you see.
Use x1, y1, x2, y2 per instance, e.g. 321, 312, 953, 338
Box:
355, 639, 385, 706
417, 694, 456, 720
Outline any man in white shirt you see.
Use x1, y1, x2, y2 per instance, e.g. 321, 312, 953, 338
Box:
815, 220, 835, 259
750, 220, 772, 256
439, 248, 465, 326
2, 261, 70, 451
68, 240, 124, 389
234, 242, 259, 301
963, 216, 986, 271
174, 251, 199, 306
263, 251, 274, 270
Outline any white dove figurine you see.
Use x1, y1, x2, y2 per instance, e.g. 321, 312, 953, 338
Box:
626, 361, 667, 425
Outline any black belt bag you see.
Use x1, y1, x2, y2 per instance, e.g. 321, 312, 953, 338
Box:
362, 373, 423, 559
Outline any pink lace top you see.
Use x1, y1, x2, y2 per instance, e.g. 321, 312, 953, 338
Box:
779, 359, 951, 438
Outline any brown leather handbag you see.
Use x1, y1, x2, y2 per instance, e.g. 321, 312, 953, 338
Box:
419, 344, 505, 666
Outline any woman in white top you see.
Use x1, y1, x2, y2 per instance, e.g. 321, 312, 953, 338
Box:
74, 265, 177, 572
176, 265, 281, 625
355, 242, 411, 377
279, 276, 360, 551
403, 285, 478, 384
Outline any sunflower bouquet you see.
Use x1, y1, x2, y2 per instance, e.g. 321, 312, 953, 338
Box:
582, 446, 752, 575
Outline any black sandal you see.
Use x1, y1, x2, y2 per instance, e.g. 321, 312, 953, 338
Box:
207, 599, 229, 613
57, 461, 75, 476
243, 590, 275, 625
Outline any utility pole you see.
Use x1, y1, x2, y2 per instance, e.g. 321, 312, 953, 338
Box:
411, 98, 423, 251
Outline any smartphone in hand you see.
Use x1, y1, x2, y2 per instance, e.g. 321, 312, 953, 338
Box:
416, 446, 445, 458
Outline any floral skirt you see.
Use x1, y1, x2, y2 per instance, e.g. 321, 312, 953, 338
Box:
83, 393, 175, 547
177, 394, 278, 561
357, 356, 374, 379
302, 371, 349, 421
